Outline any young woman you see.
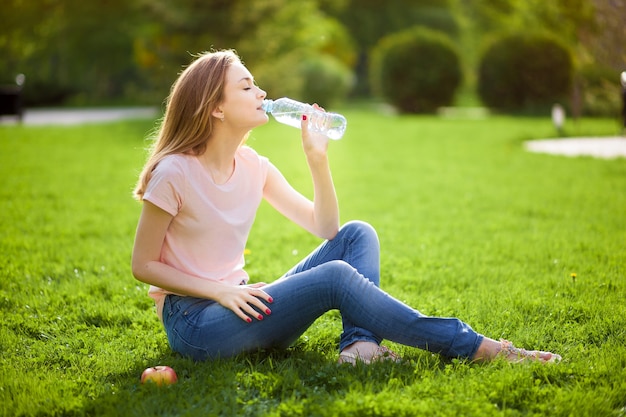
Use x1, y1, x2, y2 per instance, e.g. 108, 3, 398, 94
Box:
132, 50, 561, 365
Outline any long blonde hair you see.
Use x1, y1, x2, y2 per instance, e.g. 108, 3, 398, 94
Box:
134, 50, 241, 200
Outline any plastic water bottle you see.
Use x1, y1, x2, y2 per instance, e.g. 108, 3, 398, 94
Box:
262, 97, 347, 140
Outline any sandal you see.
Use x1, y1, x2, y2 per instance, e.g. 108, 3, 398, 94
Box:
498, 339, 562, 363
338, 345, 402, 365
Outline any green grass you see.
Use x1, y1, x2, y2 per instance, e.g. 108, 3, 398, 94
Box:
1, 110, 625, 416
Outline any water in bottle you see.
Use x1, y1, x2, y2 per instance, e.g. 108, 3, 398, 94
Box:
262, 97, 347, 140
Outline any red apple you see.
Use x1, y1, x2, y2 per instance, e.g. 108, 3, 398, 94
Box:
140, 366, 178, 386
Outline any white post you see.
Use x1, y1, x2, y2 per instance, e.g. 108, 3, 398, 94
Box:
551, 104, 565, 136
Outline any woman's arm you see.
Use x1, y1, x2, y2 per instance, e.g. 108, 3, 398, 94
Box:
131, 201, 272, 322
263, 113, 340, 240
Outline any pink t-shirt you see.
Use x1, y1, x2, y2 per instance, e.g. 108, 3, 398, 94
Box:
143, 146, 269, 319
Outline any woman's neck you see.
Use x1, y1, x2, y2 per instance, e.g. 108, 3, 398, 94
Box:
198, 131, 242, 184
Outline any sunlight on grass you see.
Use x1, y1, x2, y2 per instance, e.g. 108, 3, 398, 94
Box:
1, 112, 624, 416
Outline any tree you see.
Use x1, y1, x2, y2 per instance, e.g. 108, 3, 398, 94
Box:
136, 0, 356, 105
457, 0, 622, 115
325, 0, 459, 96
0, 0, 141, 105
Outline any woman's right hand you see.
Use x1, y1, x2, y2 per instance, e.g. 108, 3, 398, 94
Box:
300, 104, 330, 158
214, 283, 273, 323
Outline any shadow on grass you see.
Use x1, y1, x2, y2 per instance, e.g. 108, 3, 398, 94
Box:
79, 345, 445, 416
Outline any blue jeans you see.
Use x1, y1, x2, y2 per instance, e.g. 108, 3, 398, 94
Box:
162, 221, 484, 361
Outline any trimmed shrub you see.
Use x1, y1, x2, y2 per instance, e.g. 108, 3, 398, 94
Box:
478, 32, 574, 112
300, 55, 354, 108
370, 27, 462, 113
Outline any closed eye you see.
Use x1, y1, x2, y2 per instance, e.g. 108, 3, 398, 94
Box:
239, 77, 258, 91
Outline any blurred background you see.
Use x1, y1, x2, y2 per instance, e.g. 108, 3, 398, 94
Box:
1, 0, 624, 117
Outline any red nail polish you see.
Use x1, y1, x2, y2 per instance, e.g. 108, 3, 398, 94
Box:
302, 115, 307, 121
265, 309, 271, 315
246, 317, 252, 323
258, 314, 263, 320
268, 297, 274, 303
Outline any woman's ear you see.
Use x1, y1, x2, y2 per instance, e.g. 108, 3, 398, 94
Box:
212, 107, 225, 121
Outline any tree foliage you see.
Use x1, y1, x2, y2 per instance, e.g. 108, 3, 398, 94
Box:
1, 0, 355, 106
234, 0, 355, 104
329, 0, 458, 50
327, 0, 459, 95
0, 0, 622, 110
457, 0, 623, 115
1, 0, 140, 105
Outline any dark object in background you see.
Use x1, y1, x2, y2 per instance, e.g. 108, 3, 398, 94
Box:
0, 74, 25, 122
621, 71, 626, 130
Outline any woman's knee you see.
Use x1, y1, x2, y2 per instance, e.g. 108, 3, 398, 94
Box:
316, 260, 369, 301
309, 260, 362, 290
321, 259, 356, 275
339, 220, 379, 246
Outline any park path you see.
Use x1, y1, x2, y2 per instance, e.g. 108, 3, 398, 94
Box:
525, 137, 626, 159
0, 107, 158, 126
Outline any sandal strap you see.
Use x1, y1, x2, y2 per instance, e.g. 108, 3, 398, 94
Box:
338, 345, 402, 365
499, 339, 561, 363
338, 351, 360, 365
371, 345, 401, 363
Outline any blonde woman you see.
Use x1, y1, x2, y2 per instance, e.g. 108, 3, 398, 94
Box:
132, 50, 561, 364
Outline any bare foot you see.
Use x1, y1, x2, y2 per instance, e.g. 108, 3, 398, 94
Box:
338, 341, 401, 365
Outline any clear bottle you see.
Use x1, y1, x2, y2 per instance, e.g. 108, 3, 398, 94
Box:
262, 97, 347, 140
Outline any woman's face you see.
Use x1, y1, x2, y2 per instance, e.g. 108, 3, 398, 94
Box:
218, 62, 268, 130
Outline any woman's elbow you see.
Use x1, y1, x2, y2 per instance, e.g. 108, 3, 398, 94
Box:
131, 265, 143, 283
321, 224, 340, 240
131, 257, 149, 283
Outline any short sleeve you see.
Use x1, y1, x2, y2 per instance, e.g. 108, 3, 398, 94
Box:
143, 156, 186, 216
239, 146, 269, 185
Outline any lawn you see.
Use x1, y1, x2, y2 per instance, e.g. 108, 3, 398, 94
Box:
1, 108, 625, 416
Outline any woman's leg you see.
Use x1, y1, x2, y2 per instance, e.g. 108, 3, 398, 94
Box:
162, 260, 483, 361
280, 221, 383, 351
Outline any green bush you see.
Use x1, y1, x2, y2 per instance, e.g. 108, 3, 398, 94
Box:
478, 32, 574, 112
299, 54, 354, 108
20, 79, 76, 107
252, 52, 307, 102
369, 27, 462, 113
252, 52, 353, 108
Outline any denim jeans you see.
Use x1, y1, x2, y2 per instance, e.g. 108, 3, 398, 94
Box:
162, 221, 484, 361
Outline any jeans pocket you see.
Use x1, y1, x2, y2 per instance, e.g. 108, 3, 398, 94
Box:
163, 295, 182, 327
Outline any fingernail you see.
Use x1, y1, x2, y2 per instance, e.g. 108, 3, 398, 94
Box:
265, 308, 272, 315
246, 317, 252, 323
302, 115, 307, 121
268, 297, 274, 303
257, 314, 264, 320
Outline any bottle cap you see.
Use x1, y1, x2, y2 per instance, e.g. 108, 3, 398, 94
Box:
261, 99, 273, 113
